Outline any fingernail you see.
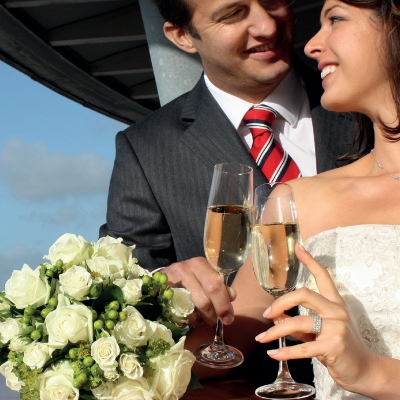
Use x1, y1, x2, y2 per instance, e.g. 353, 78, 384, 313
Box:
222, 314, 234, 325
267, 349, 280, 356
263, 306, 271, 318
296, 244, 306, 251
255, 333, 265, 341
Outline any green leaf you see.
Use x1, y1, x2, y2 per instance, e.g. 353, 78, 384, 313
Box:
160, 321, 190, 341
135, 302, 163, 321
91, 284, 124, 311
79, 392, 96, 400
42, 341, 77, 370
187, 371, 202, 391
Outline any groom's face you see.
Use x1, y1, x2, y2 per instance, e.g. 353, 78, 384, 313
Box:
185, 0, 294, 103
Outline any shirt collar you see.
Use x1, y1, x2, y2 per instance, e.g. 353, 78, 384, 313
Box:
204, 68, 302, 129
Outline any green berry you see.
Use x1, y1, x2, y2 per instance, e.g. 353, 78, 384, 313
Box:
142, 275, 151, 285
41, 308, 52, 318
30, 330, 41, 341
149, 289, 157, 297
21, 315, 31, 324
105, 320, 114, 330
93, 320, 104, 330
107, 310, 118, 320
48, 297, 58, 308
25, 305, 34, 315
69, 348, 79, 359
153, 272, 162, 282
118, 311, 127, 322
55, 259, 64, 268
91, 364, 102, 376
109, 301, 119, 311
163, 288, 174, 300
159, 273, 168, 284
83, 356, 94, 367
73, 377, 83, 389
45, 270, 54, 278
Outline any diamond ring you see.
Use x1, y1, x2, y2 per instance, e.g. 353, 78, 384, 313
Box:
312, 315, 322, 335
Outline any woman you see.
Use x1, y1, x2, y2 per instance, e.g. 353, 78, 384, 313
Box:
247, 0, 400, 398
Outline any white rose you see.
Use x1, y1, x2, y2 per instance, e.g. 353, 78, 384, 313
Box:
126, 263, 150, 280
113, 278, 143, 303
118, 353, 143, 380
45, 302, 93, 352
59, 265, 92, 300
39, 366, 79, 400
44, 233, 93, 265
91, 336, 120, 371
0, 318, 23, 344
93, 236, 135, 265
150, 337, 195, 400
9, 336, 29, 352
5, 265, 51, 309
92, 381, 115, 400
87, 256, 125, 280
103, 368, 119, 381
23, 342, 51, 369
113, 306, 157, 348
168, 288, 195, 324
149, 322, 175, 347
112, 377, 153, 400
0, 361, 24, 391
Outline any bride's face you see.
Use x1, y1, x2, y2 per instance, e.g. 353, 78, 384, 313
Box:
304, 0, 390, 117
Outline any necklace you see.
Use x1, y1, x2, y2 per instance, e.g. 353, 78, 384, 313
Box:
371, 149, 400, 181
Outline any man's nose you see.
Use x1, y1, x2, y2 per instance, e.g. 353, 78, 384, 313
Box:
247, 7, 278, 38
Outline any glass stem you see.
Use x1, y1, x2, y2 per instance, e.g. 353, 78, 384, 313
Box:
275, 336, 295, 382
211, 274, 229, 350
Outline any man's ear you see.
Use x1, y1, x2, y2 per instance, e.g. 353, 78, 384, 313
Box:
163, 21, 198, 54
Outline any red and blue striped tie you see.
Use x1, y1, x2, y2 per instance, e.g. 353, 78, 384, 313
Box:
244, 104, 301, 182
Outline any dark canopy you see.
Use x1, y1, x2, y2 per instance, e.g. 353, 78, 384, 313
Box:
0, 0, 323, 125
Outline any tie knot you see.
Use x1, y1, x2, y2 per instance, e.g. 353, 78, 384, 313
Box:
243, 104, 277, 138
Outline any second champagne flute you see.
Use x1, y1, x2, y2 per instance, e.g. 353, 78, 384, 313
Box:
192, 163, 253, 368
252, 182, 315, 399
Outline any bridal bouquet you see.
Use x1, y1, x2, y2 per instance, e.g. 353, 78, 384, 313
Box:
0, 234, 198, 400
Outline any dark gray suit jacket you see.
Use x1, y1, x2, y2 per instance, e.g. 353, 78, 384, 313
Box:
100, 73, 356, 270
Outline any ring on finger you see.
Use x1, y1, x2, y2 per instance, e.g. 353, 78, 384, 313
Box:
312, 315, 322, 335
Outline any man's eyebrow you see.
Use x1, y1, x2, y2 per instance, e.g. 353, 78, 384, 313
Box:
210, 1, 243, 19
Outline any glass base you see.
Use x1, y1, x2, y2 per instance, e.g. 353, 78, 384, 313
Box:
192, 343, 244, 369
255, 379, 315, 399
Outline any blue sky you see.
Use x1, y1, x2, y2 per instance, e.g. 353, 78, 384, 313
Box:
0, 60, 128, 288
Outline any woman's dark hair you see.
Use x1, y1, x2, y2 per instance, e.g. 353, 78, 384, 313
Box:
153, 0, 200, 39
338, 0, 400, 162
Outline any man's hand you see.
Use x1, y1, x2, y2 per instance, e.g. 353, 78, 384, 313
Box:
161, 257, 236, 326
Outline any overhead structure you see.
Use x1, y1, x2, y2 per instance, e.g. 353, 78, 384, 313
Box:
0, 0, 323, 125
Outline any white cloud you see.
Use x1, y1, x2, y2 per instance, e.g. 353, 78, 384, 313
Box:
0, 137, 112, 200
22, 202, 106, 230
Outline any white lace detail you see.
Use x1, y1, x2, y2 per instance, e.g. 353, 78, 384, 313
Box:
300, 225, 400, 400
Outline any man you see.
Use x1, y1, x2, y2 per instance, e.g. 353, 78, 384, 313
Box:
100, 0, 356, 380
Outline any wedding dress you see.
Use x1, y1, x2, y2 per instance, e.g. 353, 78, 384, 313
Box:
301, 224, 400, 400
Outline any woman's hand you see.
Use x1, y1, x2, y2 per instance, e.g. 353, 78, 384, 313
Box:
255, 244, 379, 394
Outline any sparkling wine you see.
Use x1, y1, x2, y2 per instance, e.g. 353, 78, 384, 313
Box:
204, 205, 253, 274
252, 222, 301, 298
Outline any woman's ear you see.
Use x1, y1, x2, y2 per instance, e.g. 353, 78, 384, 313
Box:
163, 21, 198, 54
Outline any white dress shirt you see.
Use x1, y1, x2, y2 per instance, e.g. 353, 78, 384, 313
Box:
204, 69, 317, 177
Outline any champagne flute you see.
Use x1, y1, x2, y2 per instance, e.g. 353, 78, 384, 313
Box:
192, 163, 254, 368
252, 182, 315, 399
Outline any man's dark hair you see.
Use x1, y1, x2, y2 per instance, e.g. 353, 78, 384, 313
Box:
153, 0, 200, 38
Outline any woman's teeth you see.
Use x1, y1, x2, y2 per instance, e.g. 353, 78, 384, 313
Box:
321, 65, 337, 79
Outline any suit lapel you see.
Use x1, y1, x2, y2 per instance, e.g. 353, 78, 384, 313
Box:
179, 77, 267, 188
